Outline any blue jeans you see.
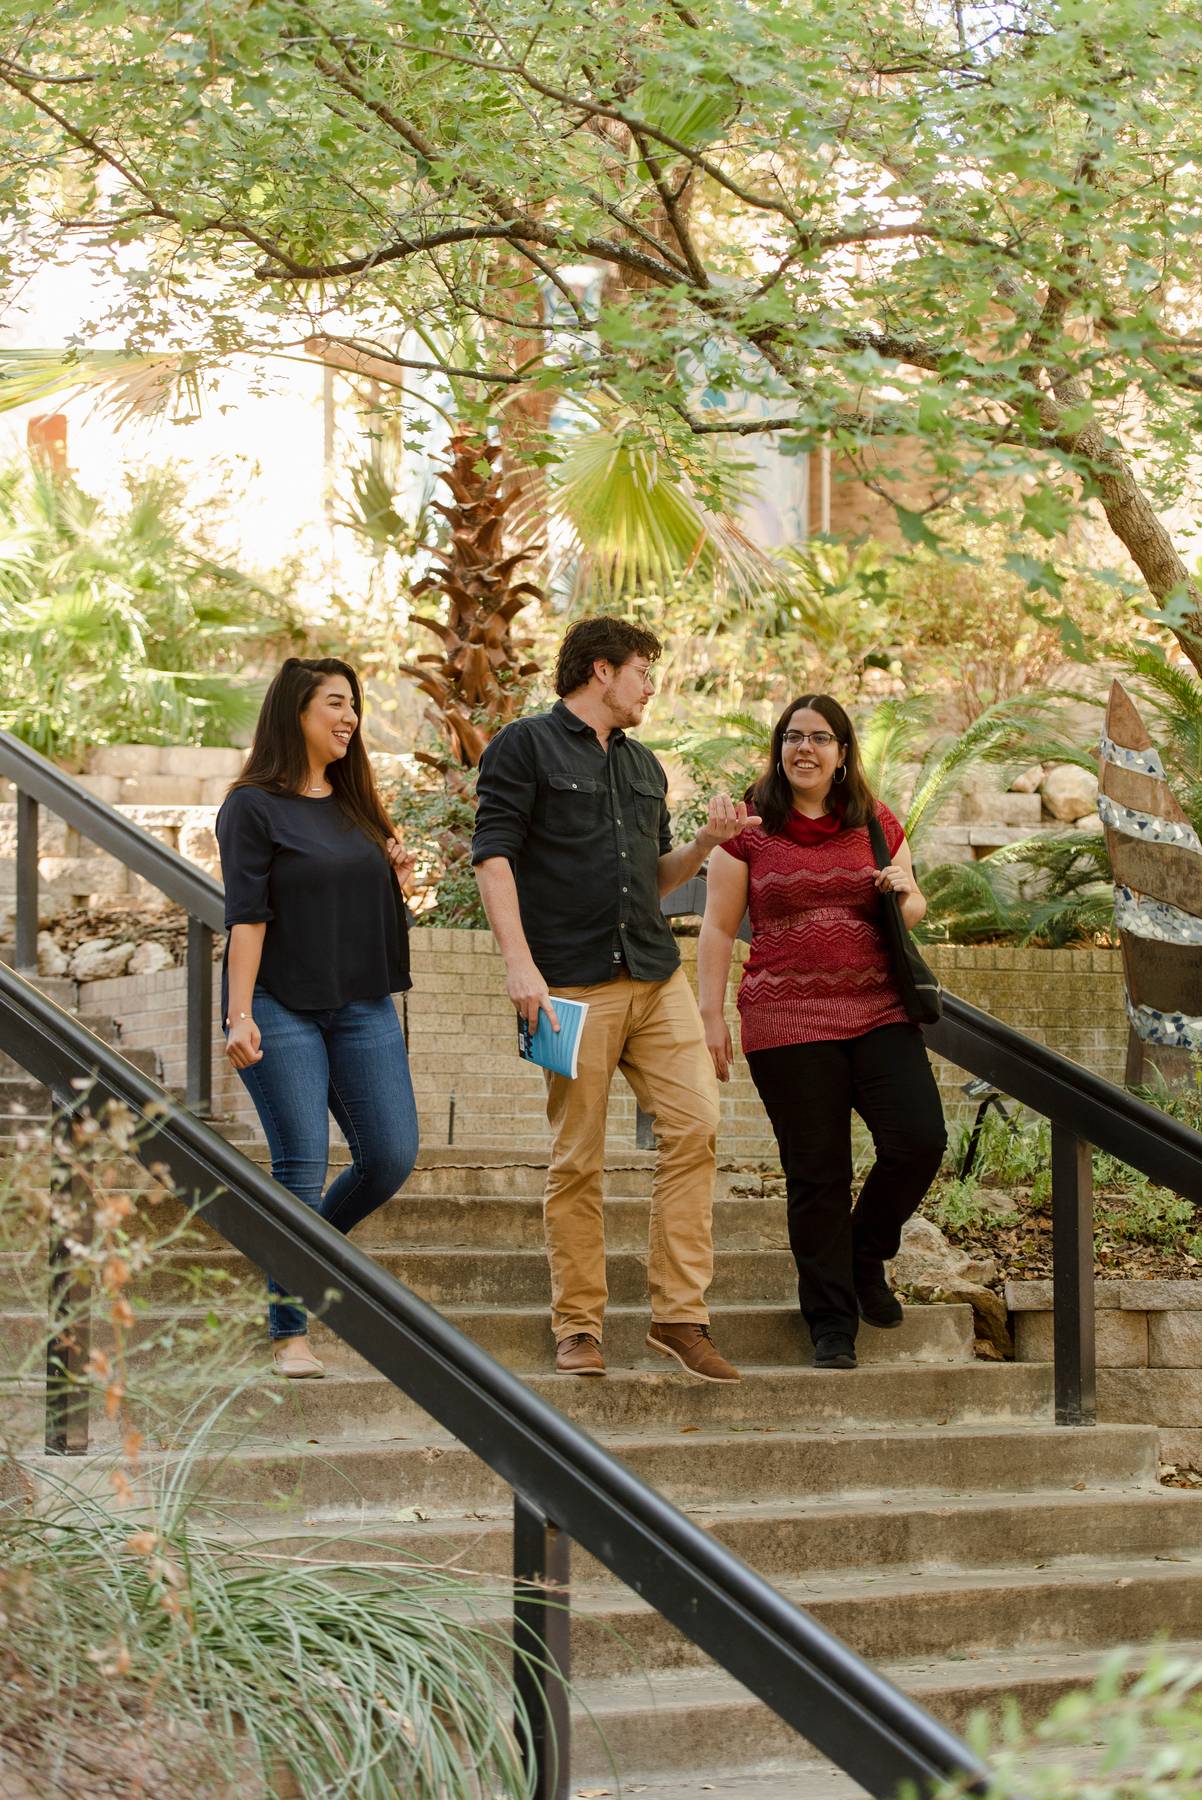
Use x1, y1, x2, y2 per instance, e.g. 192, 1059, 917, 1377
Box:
233, 989, 420, 1338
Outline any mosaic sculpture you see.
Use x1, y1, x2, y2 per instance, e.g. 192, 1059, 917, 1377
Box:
1098, 679, 1202, 1089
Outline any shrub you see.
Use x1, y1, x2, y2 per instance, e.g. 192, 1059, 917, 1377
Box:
0, 458, 303, 756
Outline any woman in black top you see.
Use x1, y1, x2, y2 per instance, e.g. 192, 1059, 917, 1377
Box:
216, 657, 419, 1377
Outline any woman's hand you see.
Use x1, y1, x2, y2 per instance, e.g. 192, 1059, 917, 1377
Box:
225, 1017, 263, 1069
387, 836, 416, 893
873, 862, 914, 898
703, 1010, 734, 1083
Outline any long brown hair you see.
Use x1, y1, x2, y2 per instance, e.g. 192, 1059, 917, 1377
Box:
747, 694, 877, 833
230, 657, 395, 851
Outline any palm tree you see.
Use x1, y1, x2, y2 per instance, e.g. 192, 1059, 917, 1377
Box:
402, 430, 545, 772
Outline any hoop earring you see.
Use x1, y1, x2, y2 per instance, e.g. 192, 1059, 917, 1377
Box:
833, 765, 847, 785
777, 761, 785, 777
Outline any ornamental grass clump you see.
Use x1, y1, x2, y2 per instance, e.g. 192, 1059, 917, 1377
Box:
0, 1103, 548, 1798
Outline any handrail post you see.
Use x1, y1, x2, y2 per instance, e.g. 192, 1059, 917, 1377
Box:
186, 916, 213, 1115
15, 790, 39, 972
513, 1491, 571, 1800
45, 1098, 91, 1456
1051, 1122, 1096, 1427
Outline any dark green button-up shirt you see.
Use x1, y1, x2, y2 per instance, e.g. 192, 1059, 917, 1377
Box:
471, 700, 680, 986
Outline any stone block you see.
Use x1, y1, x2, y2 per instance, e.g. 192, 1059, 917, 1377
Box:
116, 774, 204, 806
1005, 1279, 1122, 1310
1159, 1429, 1202, 1472
1009, 764, 1045, 794
86, 744, 163, 778
998, 792, 1043, 827
40, 855, 130, 899
1118, 1280, 1202, 1311
1099, 1366, 1202, 1427
1150, 1311, 1202, 1367
968, 825, 1033, 849
200, 776, 236, 806
178, 819, 220, 875
1014, 1309, 1147, 1367
76, 774, 122, 804
0, 810, 67, 856
160, 745, 244, 778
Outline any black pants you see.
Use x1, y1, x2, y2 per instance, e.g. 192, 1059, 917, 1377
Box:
747, 1023, 947, 1344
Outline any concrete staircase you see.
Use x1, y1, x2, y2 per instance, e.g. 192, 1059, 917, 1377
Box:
4, 1024, 1202, 1791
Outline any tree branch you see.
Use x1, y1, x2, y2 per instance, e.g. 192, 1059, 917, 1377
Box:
253, 221, 538, 280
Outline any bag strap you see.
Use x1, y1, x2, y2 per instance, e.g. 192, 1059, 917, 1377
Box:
865, 809, 891, 871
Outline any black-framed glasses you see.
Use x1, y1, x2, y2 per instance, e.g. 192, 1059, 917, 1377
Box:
782, 729, 838, 748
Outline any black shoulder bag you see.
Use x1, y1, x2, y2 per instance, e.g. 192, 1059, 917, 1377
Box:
866, 813, 943, 1025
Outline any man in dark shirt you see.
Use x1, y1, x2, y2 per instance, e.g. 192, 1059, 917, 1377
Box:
472, 617, 758, 1381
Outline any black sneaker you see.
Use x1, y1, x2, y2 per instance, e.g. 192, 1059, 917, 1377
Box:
855, 1259, 904, 1329
813, 1332, 857, 1369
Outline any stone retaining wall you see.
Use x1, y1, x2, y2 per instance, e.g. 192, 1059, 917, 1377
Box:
77, 932, 1128, 1157
1009, 1280, 1202, 1470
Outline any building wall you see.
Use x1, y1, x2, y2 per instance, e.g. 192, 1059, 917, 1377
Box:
79, 933, 1129, 1161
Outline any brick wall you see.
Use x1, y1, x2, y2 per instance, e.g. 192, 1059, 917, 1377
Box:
79, 932, 1128, 1161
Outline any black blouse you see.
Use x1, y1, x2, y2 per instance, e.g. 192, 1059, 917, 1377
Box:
215, 786, 411, 1014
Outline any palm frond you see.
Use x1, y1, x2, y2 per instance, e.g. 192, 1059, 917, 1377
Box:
536, 415, 785, 601
918, 858, 1024, 944
858, 695, 932, 803
0, 348, 203, 424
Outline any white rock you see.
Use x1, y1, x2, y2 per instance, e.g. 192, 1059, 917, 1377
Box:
888, 1217, 1012, 1357
70, 937, 136, 980
128, 940, 175, 975
1040, 763, 1099, 822
1009, 765, 1045, 795
36, 931, 69, 977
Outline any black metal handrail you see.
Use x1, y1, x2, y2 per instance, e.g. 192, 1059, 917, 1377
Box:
0, 729, 223, 1112
663, 876, 1202, 1429
0, 959, 997, 1800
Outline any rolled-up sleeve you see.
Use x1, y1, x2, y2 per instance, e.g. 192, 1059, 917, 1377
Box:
215, 788, 275, 926
471, 723, 537, 864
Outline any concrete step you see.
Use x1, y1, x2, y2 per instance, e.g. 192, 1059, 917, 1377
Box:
0, 1299, 976, 1375
0, 966, 76, 1007
129, 1190, 794, 1253
224, 1139, 778, 1199
19, 1412, 1163, 1512
133, 1245, 808, 1308
567, 1642, 1202, 1786
240, 1485, 1202, 1585
94, 1358, 1058, 1436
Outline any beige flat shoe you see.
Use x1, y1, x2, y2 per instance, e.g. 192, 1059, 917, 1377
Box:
272, 1335, 326, 1379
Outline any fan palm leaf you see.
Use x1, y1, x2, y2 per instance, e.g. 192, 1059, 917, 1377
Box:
529, 411, 785, 602
0, 348, 204, 425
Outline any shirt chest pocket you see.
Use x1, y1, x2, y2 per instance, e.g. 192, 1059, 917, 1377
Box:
545, 771, 602, 833
629, 776, 665, 838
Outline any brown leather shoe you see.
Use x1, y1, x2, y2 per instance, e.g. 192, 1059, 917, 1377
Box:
555, 1332, 606, 1376
646, 1323, 741, 1383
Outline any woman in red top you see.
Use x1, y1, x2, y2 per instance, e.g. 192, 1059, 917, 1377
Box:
698, 694, 946, 1370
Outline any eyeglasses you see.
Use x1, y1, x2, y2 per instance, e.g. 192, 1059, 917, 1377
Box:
782, 729, 838, 748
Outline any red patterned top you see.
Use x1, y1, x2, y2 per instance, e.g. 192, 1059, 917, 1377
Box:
721, 802, 908, 1051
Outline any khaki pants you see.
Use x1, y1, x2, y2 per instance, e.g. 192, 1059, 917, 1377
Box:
543, 967, 720, 1342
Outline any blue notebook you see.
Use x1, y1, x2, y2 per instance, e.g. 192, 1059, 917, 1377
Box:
517, 997, 589, 1080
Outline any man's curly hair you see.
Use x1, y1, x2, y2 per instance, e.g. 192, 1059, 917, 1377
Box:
554, 616, 663, 697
